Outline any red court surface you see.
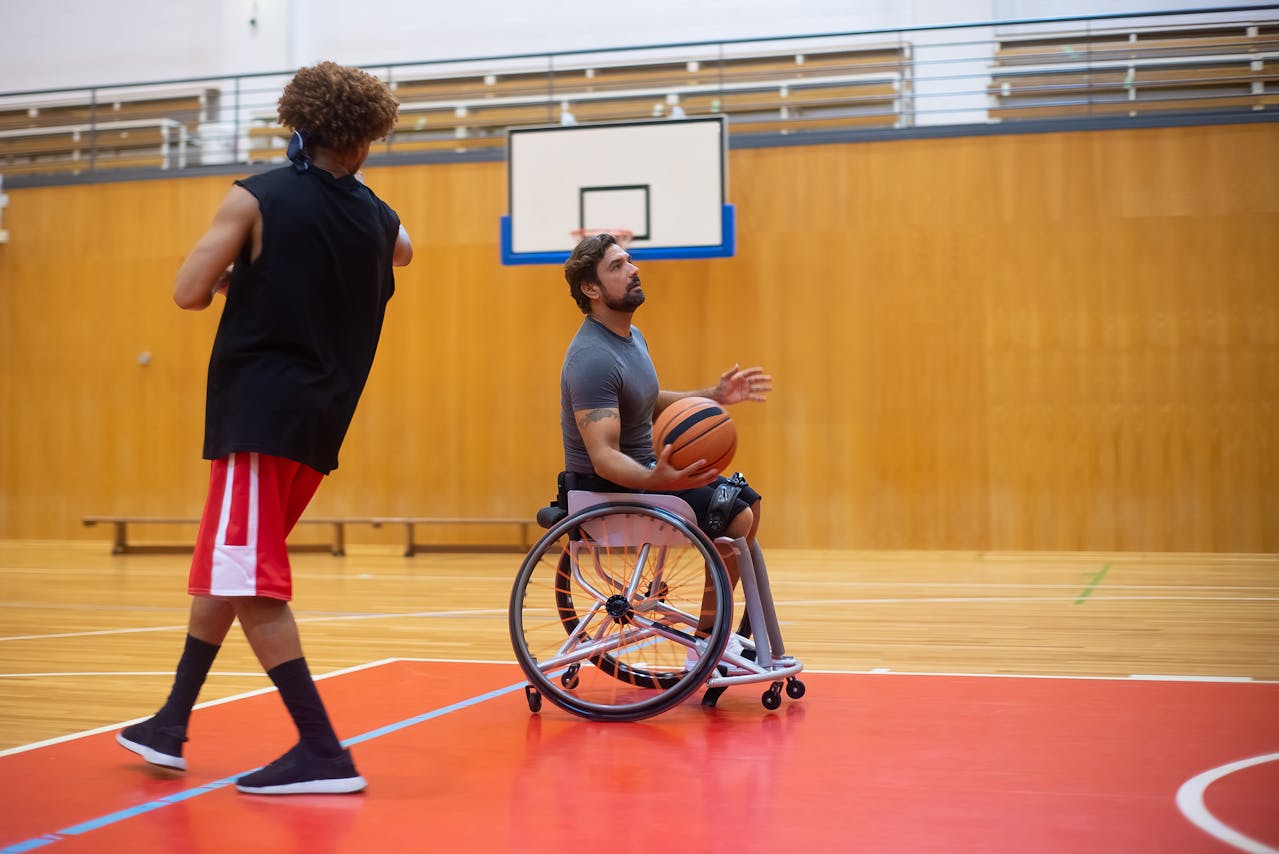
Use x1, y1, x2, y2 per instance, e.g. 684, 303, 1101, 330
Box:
1, 661, 1276, 853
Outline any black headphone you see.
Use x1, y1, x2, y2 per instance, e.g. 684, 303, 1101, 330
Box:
286, 130, 310, 173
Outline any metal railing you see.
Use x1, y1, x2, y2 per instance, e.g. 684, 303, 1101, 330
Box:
1, 4, 1276, 185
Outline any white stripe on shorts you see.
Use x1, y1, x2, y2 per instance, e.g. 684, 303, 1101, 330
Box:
209, 451, 261, 597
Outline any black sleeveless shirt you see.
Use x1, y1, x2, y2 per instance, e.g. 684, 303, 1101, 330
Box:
202, 166, 400, 474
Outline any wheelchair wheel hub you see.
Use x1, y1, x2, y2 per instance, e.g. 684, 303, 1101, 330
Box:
605, 594, 632, 622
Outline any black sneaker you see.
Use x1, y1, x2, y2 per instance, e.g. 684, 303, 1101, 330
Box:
236, 743, 366, 795
116, 719, 188, 771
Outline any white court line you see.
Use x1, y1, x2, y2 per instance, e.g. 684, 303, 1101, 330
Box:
4, 574, 1278, 591
0, 658, 399, 757
0, 623, 191, 642
0, 608, 510, 642
4, 592, 1275, 644
1131, 674, 1256, 682
0, 671, 266, 678
783, 595, 1279, 606
1176, 752, 1279, 854
761, 581, 1279, 592
801, 667, 1274, 683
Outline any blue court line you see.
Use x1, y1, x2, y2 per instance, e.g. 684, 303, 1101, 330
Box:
1, 679, 528, 853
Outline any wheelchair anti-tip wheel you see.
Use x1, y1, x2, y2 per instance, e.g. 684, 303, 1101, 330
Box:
509, 503, 733, 721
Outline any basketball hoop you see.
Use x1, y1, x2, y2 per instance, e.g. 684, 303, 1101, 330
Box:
569, 228, 634, 249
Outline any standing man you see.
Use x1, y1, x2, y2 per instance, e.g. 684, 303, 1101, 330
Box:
117, 61, 412, 795
559, 233, 772, 663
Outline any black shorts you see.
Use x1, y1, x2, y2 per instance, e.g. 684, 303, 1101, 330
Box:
560, 471, 761, 536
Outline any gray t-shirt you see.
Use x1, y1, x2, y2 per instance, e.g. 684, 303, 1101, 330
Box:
560, 317, 660, 474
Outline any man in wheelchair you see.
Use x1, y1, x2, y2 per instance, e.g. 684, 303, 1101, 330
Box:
560, 234, 770, 538
557, 232, 776, 665
505, 231, 802, 718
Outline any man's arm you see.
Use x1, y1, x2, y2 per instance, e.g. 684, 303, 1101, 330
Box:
173, 186, 259, 310
355, 171, 413, 267
392, 224, 413, 267
654, 364, 772, 416
575, 406, 717, 491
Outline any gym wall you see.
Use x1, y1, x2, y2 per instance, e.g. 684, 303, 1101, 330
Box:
1, 120, 1274, 551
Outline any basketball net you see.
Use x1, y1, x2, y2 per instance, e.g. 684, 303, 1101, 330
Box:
569, 227, 634, 249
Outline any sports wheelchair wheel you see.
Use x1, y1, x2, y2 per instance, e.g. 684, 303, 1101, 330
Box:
509, 502, 733, 721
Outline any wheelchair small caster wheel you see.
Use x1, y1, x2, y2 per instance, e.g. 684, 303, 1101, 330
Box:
761, 682, 783, 710
561, 663, 581, 689
525, 684, 542, 713
785, 677, 806, 699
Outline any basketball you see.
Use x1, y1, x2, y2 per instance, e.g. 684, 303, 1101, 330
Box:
652, 396, 736, 472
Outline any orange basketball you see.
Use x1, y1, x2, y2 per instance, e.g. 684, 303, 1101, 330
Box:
652, 396, 736, 472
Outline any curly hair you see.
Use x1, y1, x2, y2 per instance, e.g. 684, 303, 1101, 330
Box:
564, 233, 618, 314
277, 61, 399, 153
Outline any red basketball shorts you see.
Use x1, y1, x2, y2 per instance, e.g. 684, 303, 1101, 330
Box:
188, 452, 324, 601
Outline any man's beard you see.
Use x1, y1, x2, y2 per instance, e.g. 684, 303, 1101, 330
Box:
604, 276, 645, 312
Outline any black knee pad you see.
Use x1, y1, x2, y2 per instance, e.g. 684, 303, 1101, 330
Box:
706, 473, 749, 538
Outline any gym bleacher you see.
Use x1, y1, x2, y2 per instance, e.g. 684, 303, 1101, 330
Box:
988, 21, 1279, 120
0, 86, 215, 176
2, 9, 1277, 183
245, 43, 913, 161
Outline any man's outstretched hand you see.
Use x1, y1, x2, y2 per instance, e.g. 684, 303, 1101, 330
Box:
712, 364, 772, 406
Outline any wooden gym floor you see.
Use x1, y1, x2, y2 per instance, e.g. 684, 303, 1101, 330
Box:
1, 540, 1276, 852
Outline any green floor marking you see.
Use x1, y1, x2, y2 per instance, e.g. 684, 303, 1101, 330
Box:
1075, 563, 1111, 604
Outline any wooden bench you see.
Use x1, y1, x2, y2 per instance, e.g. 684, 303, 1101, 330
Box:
0, 118, 187, 155
994, 27, 1279, 66
0, 153, 172, 176
364, 516, 535, 556
546, 61, 720, 95
383, 135, 508, 155
676, 79, 900, 118
248, 127, 509, 163
82, 516, 346, 556
712, 46, 909, 83
82, 515, 535, 557
726, 111, 900, 134
390, 69, 563, 102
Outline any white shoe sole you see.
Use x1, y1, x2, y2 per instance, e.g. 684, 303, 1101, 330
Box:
236, 775, 367, 795
116, 732, 187, 771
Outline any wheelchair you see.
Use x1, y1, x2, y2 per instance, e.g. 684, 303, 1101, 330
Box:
508, 482, 805, 722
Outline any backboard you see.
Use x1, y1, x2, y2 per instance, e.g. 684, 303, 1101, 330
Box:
500, 116, 734, 265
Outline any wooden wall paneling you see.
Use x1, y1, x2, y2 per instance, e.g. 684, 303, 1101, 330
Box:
1, 123, 1275, 551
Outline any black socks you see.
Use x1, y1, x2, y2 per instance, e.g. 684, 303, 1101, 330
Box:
267, 657, 344, 759
151, 641, 343, 759
152, 634, 221, 731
